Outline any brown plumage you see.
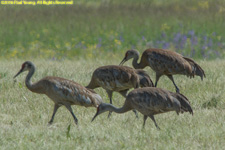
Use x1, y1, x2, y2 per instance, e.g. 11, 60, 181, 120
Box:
135, 69, 154, 88
119, 48, 206, 93
86, 65, 154, 117
14, 61, 102, 125
92, 87, 193, 129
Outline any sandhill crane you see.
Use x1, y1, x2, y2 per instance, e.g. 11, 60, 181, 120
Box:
86, 65, 154, 118
119, 48, 206, 93
92, 87, 193, 129
14, 61, 102, 125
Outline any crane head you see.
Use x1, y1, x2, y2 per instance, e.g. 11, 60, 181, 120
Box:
91, 103, 109, 122
14, 61, 34, 78
119, 49, 139, 66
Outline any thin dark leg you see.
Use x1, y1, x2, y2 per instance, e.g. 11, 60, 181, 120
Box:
65, 105, 78, 125
106, 90, 113, 118
167, 75, 180, 93
48, 104, 61, 125
155, 73, 162, 87
132, 110, 139, 118
143, 115, 148, 128
149, 115, 160, 130
120, 90, 138, 118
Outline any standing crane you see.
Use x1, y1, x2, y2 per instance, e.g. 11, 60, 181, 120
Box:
92, 87, 193, 129
14, 61, 103, 125
86, 65, 154, 118
119, 48, 205, 93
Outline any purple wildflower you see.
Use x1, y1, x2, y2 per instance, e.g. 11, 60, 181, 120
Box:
203, 36, 207, 43
52, 57, 56, 61
214, 50, 220, 57
188, 30, 195, 36
119, 35, 124, 42
212, 32, 216, 36
96, 43, 101, 48
202, 45, 207, 50
96, 38, 102, 48
162, 42, 170, 49
207, 38, 213, 47
75, 42, 82, 48
191, 36, 198, 46
180, 35, 187, 49
142, 36, 146, 41
173, 32, 181, 43
161, 32, 166, 38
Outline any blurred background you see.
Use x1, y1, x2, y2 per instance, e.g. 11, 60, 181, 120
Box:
0, 0, 225, 60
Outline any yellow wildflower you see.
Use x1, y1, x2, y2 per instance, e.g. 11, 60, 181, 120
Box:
114, 39, 121, 45
198, 1, 209, 9
161, 23, 170, 31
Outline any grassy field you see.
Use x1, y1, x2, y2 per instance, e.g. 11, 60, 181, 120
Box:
0, 0, 225, 149
0, 59, 224, 150
0, 0, 225, 59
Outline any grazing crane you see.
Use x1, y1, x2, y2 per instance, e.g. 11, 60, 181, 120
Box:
14, 61, 102, 125
119, 48, 205, 93
92, 87, 193, 129
86, 65, 154, 118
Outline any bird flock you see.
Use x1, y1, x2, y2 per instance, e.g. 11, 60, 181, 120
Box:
14, 48, 205, 129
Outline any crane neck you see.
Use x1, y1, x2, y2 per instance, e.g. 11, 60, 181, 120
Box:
104, 103, 131, 114
25, 66, 35, 90
132, 54, 145, 69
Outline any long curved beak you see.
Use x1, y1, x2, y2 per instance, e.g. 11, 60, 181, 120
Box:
119, 57, 127, 66
91, 109, 99, 122
14, 68, 23, 78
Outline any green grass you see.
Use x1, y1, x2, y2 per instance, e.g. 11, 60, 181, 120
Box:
0, 59, 224, 150
0, 0, 225, 59
0, 1, 224, 149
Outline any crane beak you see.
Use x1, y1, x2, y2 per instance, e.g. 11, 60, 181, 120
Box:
91, 111, 99, 122
119, 57, 127, 66
14, 68, 23, 78
91, 107, 100, 122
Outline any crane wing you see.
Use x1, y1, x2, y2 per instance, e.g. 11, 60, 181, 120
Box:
46, 77, 102, 107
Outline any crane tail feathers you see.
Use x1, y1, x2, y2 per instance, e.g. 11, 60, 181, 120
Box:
171, 92, 193, 115
194, 63, 206, 80
135, 69, 154, 87
183, 57, 205, 80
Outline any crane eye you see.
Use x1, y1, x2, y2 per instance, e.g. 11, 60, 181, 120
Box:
125, 52, 128, 57
22, 63, 26, 69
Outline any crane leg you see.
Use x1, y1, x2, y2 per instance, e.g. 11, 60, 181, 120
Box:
142, 115, 148, 128
149, 115, 160, 130
65, 105, 78, 125
155, 74, 162, 87
48, 104, 61, 125
167, 75, 180, 93
120, 90, 138, 118
106, 90, 113, 118
132, 110, 139, 118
